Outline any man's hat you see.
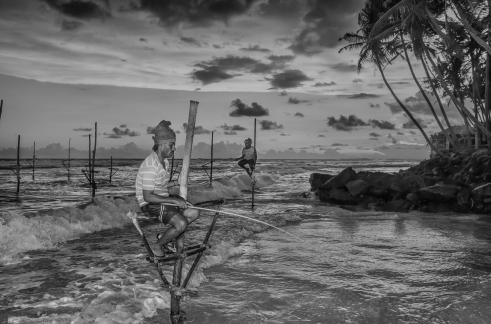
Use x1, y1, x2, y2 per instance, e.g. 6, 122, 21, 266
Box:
152, 120, 176, 142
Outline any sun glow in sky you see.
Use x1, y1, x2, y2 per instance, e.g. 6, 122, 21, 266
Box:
0, 0, 455, 159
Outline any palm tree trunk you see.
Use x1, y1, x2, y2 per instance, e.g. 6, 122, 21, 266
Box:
486, 0, 491, 150
375, 53, 442, 156
401, 33, 445, 133
421, 54, 458, 148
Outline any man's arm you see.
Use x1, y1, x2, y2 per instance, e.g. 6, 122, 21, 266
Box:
142, 190, 187, 208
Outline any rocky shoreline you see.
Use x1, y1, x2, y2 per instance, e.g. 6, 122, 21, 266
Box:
310, 149, 491, 214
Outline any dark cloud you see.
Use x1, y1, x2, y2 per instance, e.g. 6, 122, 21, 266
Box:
294, 112, 304, 117
43, 0, 109, 19
288, 97, 309, 104
318, 134, 325, 137
220, 124, 247, 131
269, 69, 311, 89
280, 133, 290, 136
61, 19, 83, 31
352, 78, 363, 83
180, 36, 201, 46
182, 123, 211, 134
369, 132, 380, 137
331, 143, 348, 146
260, 120, 283, 130
369, 103, 380, 108
240, 44, 271, 52
104, 125, 140, 138
314, 81, 336, 87
258, 0, 306, 19
230, 99, 269, 117
139, 37, 147, 42
329, 63, 358, 72
346, 93, 380, 99
120, 124, 127, 128
290, 0, 365, 54
279, 90, 288, 96
191, 66, 234, 85
384, 92, 456, 117
369, 119, 395, 130
327, 114, 368, 131
73, 127, 92, 131
140, 0, 256, 27
193, 55, 286, 84
224, 130, 237, 135
268, 55, 295, 66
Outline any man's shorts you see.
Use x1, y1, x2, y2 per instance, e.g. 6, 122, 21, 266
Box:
239, 159, 255, 169
141, 203, 180, 224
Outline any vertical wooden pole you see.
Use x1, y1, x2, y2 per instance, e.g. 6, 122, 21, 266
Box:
210, 130, 214, 186
0, 99, 3, 120
110, 155, 113, 184
92, 122, 97, 200
170, 155, 175, 181
252, 118, 256, 209
67, 138, 71, 182
32, 141, 36, 181
88, 134, 92, 186
16, 134, 21, 200
171, 100, 198, 324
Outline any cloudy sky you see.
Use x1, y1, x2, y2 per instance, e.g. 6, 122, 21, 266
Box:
0, 0, 459, 159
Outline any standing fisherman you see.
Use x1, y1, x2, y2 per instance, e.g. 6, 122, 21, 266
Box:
135, 120, 199, 255
234, 137, 257, 177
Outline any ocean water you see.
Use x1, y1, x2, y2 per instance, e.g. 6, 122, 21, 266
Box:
1, 159, 491, 324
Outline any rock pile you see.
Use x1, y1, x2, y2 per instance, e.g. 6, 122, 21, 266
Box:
310, 149, 491, 214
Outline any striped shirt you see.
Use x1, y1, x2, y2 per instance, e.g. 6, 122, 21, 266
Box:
135, 151, 170, 207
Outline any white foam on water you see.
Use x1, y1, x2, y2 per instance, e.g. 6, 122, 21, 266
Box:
0, 196, 137, 265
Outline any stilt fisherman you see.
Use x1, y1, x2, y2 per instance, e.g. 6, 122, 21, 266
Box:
135, 120, 200, 255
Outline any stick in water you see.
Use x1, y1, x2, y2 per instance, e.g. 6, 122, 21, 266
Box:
157, 203, 301, 240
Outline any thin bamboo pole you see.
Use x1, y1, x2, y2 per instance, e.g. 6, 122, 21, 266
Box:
0, 99, 3, 120
252, 118, 256, 209
32, 141, 35, 181
110, 155, 113, 184
68, 138, 71, 182
91, 122, 97, 200
171, 100, 198, 324
88, 134, 92, 185
16, 134, 20, 200
210, 131, 214, 186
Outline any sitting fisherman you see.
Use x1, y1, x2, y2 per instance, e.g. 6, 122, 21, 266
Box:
135, 120, 199, 254
234, 137, 257, 177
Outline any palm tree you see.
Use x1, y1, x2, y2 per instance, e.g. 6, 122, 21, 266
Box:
340, 0, 442, 154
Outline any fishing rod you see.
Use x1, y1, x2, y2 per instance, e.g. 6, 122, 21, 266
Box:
160, 202, 301, 241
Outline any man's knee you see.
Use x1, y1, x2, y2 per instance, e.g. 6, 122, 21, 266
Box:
171, 215, 188, 232
184, 208, 199, 221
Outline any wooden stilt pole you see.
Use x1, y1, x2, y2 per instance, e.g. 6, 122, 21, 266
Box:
171, 100, 198, 324
0, 99, 3, 121
88, 134, 92, 187
109, 155, 113, 184
67, 138, 71, 182
91, 122, 97, 200
16, 134, 21, 201
252, 118, 256, 209
170, 154, 175, 181
32, 141, 36, 181
210, 131, 214, 187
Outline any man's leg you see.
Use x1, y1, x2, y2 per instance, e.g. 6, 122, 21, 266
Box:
238, 159, 251, 174
157, 213, 187, 249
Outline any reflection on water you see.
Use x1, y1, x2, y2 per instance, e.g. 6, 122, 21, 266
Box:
1, 159, 490, 323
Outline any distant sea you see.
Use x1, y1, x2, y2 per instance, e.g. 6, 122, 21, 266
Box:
1, 159, 491, 323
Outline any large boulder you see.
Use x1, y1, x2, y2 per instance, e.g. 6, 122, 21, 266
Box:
325, 188, 357, 205
309, 173, 333, 192
360, 172, 395, 199
417, 184, 461, 202
320, 167, 357, 191
390, 174, 425, 196
346, 179, 369, 197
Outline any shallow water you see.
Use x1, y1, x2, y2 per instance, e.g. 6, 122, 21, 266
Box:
1, 159, 490, 323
